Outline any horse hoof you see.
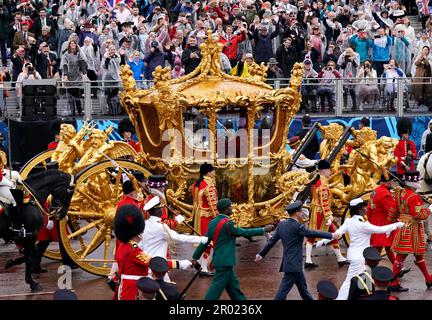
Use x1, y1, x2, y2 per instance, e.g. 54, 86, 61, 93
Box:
31, 283, 43, 293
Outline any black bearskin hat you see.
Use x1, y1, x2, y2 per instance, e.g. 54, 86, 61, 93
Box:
118, 118, 136, 136
50, 119, 64, 137
114, 204, 145, 243
426, 133, 432, 153
122, 180, 134, 195
199, 162, 214, 175
317, 159, 331, 170
396, 117, 412, 137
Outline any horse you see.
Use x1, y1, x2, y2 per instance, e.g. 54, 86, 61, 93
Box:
0, 169, 75, 292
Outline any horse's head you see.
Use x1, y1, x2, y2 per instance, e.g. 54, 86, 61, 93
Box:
24, 170, 76, 220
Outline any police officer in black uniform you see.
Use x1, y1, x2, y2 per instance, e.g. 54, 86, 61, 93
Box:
149, 256, 182, 300
360, 266, 399, 300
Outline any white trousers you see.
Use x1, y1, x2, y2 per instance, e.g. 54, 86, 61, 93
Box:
336, 259, 365, 300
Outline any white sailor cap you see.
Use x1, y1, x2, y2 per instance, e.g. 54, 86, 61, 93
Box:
349, 197, 364, 208
144, 196, 161, 211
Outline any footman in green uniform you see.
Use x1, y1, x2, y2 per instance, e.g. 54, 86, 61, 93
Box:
192, 198, 274, 300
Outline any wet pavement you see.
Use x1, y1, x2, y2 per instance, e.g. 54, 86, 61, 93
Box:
2, 237, 432, 300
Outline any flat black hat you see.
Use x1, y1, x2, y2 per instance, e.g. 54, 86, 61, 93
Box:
396, 117, 412, 136
146, 175, 168, 187
217, 198, 232, 212
53, 289, 78, 300
132, 171, 146, 183
114, 204, 145, 243
316, 280, 338, 299
122, 180, 134, 195
363, 247, 381, 261
285, 200, 303, 215
137, 277, 160, 294
200, 162, 214, 175
118, 118, 136, 136
371, 266, 393, 282
302, 114, 312, 128
360, 117, 370, 127
317, 159, 331, 170
150, 256, 169, 274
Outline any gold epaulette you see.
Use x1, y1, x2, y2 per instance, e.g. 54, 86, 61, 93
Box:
129, 240, 139, 249
136, 251, 151, 263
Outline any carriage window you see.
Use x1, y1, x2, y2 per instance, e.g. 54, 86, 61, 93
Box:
255, 105, 275, 148
184, 108, 210, 151
216, 105, 248, 160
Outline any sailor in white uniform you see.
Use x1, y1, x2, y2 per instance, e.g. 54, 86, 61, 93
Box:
139, 196, 208, 280
316, 197, 405, 300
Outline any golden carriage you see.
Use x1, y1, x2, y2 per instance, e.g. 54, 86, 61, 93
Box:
19, 30, 399, 276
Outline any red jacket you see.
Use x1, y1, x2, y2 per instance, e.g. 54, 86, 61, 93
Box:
114, 240, 179, 300
390, 187, 430, 255
394, 139, 417, 175
366, 184, 398, 247
218, 31, 246, 60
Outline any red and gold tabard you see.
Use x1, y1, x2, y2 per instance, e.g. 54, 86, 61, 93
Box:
114, 240, 179, 300
142, 194, 178, 229
191, 176, 219, 235
366, 184, 398, 247
390, 187, 431, 255
309, 176, 333, 231
394, 139, 417, 175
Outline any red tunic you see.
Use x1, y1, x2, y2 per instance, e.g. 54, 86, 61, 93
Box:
125, 140, 141, 153
390, 188, 431, 255
47, 141, 59, 150
114, 240, 178, 300
190, 176, 219, 235
366, 184, 398, 247
37, 201, 58, 241
116, 195, 139, 210
394, 139, 417, 175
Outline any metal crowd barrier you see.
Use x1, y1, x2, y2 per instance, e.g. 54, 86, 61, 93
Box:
0, 78, 431, 120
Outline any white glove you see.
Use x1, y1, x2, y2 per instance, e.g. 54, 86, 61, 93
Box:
255, 254, 263, 262
175, 215, 185, 224
315, 239, 330, 248
179, 260, 192, 270
332, 231, 341, 240
200, 236, 208, 244
301, 208, 309, 217
0, 176, 14, 188
326, 217, 333, 226
46, 220, 54, 230
395, 222, 405, 229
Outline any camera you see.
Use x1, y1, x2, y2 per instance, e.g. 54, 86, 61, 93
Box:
325, 66, 332, 71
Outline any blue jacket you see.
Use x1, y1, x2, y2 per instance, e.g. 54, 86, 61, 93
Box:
128, 59, 146, 81
259, 218, 332, 273
372, 36, 392, 62
349, 35, 373, 62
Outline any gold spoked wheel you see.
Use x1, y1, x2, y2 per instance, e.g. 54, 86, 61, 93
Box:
20, 150, 62, 261
59, 160, 152, 276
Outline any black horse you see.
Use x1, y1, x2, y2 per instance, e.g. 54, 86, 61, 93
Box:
0, 169, 75, 292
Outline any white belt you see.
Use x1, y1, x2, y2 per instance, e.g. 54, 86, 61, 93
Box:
121, 274, 143, 281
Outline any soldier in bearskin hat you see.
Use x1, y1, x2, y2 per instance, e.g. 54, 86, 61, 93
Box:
48, 119, 63, 150
118, 118, 140, 153
394, 117, 417, 178
113, 204, 192, 300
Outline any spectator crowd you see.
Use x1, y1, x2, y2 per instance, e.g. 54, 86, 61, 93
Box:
0, 0, 431, 115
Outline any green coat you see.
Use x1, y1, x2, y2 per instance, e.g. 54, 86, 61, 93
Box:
193, 214, 265, 268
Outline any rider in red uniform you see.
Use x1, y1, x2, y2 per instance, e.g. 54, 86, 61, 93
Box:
118, 118, 141, 153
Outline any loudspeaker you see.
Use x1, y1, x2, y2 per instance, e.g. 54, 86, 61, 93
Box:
21, 79, 57, 121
